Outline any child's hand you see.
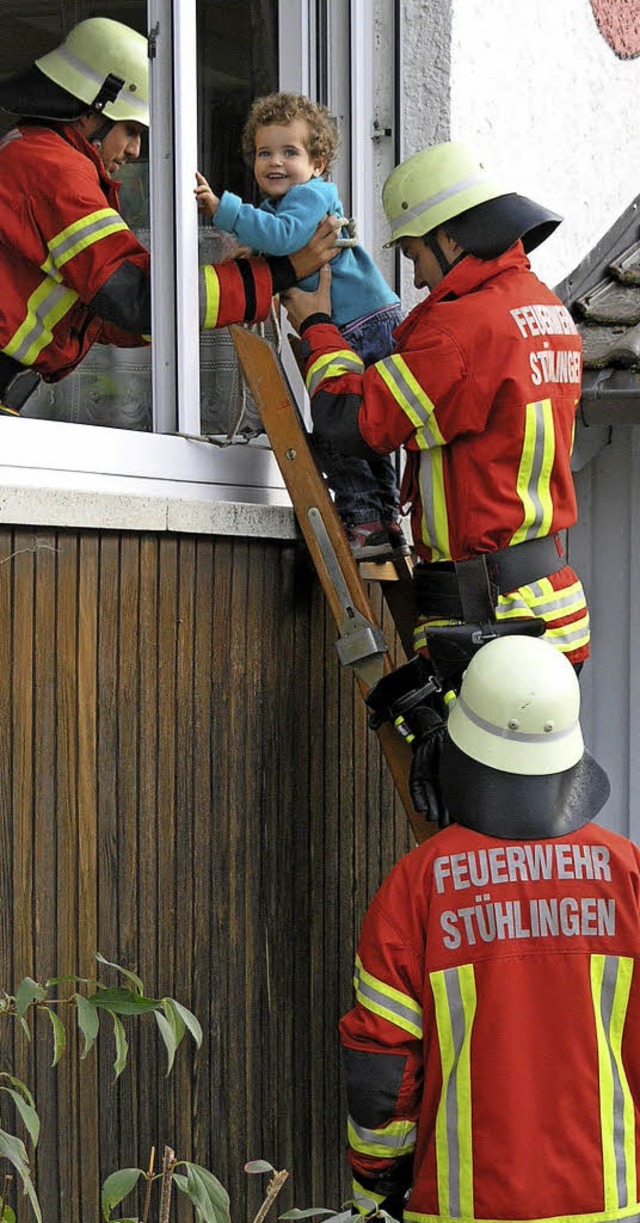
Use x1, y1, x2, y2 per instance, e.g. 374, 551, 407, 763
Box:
194, 170, 220, 218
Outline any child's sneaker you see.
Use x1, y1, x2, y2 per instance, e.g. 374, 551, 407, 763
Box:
383, 521, 411, 558
346, 520, 396, 560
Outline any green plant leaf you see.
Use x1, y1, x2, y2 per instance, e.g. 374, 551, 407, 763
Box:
95, 953, 145, 996
14, 980, 46, 1021
45, 1008, 66, 1067
1, 1206, 16, 1222
0, 1089, 40, 1149
154, 1010, 178, 1077
279, 1211, 337, 1219
90, 988, 160, 1016
245, 1160, 276, 1174
101, 1167, 144, 1220
0, 1127, 42, 1223
112, 1014, 129, 1079
164, 997, 203, 1049
45, 975, 91, 987
174, 1162, 230, 1223
75, 994, 100, 1058
0, 1076, 36, 1110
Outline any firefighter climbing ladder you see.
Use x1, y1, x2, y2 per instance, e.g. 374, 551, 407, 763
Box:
229, 325, 435, 846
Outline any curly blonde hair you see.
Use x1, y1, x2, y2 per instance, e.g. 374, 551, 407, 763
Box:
241, 92, 339, 177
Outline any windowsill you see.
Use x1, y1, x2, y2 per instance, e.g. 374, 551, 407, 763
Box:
0, 417, 299, 539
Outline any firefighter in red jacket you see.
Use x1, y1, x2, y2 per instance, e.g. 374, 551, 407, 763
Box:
338, 633, 640, 1223
283, 141, 589, 669
0, 17, 337, 416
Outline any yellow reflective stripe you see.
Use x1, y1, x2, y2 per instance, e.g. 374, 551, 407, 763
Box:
413, 618, 458, 654
591, 955, 636, 1212
4, 279, 78, 365
352, 1180, 385, 1216
405, 1208, 640, 1223
430, 964, 477, 1219
495, 578, 587, 620
418, 450, 451, 561
354, 954, 423, 1039
306, 349, 365, 395
544, 613, 590, 652
43, 208, 128, 273
348, 1116, 417, 1158
202, 265, 221, 329
376, 355, 444, 449
512, 399, 555, 545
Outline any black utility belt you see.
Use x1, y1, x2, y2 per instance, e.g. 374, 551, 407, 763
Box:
0, 351, 40, 411
414, 535, 566, 620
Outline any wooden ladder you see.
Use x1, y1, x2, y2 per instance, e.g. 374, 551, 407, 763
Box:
230, 325, 436, 845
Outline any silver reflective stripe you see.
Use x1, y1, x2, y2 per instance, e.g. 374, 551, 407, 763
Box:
52, 45, 149, 118
349, 1116, 417, 1153
601, 957, 630, 1207
9, 282, 74, 364
354, 961, 423, 1035
378, 356, 435, 439
443, 969, 465, 1217
353, 1186, 381, 1213
456, 690, 578, 745
48, 212, 125, 268
389, 173, 488, 236
520, 401, 549, 541
307, 354, 364, 396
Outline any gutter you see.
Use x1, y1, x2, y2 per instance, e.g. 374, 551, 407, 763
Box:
579, 369, 640, 427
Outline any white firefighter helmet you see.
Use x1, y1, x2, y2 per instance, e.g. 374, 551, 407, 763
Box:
448, 635, 583, 776
0, 18, 148, 125
382, 140, 561, 257
440, 636, 609, 837
36, 18, 149, 125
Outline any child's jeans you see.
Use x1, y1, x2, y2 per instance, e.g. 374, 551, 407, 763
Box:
310, 303, 404, 527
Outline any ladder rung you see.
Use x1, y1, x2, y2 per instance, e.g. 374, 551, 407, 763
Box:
359, 556, 414, 583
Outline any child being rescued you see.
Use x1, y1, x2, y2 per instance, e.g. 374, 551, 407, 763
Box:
195, 91, 407, 562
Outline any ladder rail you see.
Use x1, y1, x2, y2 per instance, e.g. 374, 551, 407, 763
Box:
229, 325, 435, 845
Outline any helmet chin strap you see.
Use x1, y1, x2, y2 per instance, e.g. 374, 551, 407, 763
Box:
88, 112, 114, 149
424, 231, 467, 278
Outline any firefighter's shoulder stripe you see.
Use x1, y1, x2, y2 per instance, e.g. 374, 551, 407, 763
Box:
376, 354, 444, 450
354, 953, 423, 1039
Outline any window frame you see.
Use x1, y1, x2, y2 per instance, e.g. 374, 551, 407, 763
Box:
0, 0, 300, 506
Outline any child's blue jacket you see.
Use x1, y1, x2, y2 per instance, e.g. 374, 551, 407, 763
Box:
213, 178, 399, 328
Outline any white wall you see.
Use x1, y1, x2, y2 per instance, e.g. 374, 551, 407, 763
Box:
398, 0, 640, 287
449, 0, 640, 286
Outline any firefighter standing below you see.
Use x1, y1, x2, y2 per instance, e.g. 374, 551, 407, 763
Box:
338, 634, 640, 1223
282, 141, 590, 670
0, 17, 338, 416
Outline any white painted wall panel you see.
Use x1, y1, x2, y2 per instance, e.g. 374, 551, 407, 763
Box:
448, 0, 640, 286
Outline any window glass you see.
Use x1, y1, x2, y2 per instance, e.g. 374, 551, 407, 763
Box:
196, 0, 279, 440
0, 0, 278, 434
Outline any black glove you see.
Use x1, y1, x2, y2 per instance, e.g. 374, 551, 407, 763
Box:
407, 704, 449, 828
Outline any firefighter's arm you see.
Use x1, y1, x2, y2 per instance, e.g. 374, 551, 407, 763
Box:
340, 890, 424, 1218
89, 236, 339, 338
285, 272, 489, 451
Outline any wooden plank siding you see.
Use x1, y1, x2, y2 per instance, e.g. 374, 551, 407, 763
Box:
0, 525, 413, 1223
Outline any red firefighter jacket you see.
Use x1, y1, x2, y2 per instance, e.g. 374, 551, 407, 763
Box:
0, 123, 281, 386
302, 246, 589, 663
340, 820, 640, 1223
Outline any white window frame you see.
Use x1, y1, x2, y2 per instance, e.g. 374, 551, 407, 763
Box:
0, 0, 304, 508
0, 0, 397, 520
